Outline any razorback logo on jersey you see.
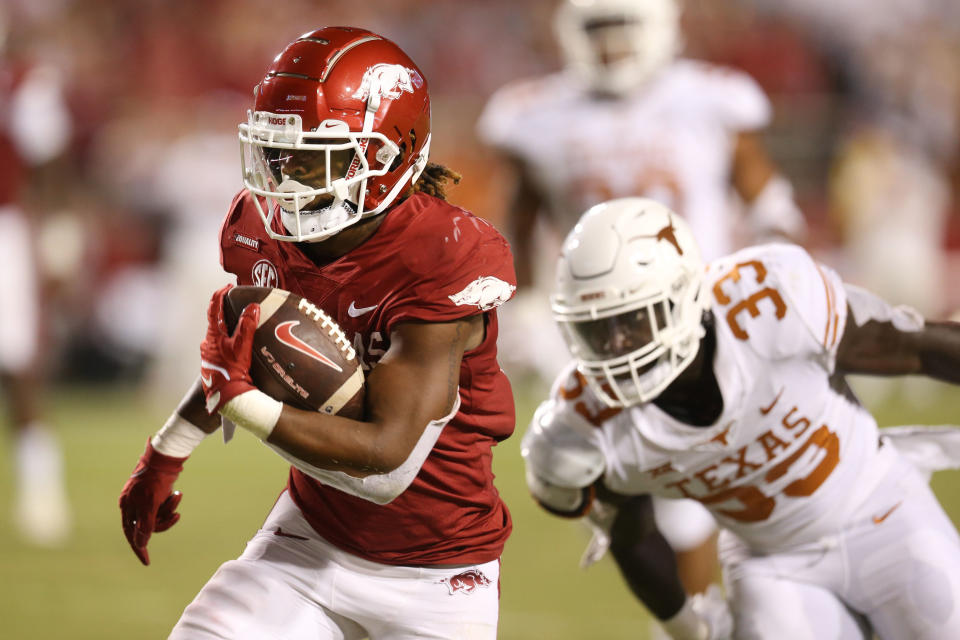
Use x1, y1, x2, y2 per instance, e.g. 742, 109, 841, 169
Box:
448, 276, 516, 311
440, 569, 492, 595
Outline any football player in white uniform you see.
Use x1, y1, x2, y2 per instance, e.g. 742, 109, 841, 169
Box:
479, 0, 805, 272
479, 0, 808, 602
523, 197, 960, 639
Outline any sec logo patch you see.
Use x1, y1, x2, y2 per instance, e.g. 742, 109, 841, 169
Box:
252, 259, 278, 287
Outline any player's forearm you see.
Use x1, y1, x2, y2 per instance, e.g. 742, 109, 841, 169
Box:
608, 495, 687, 621
506, 172, 542, 289
177, 377, 222, 434
917, 321, 960, 384
267, 406, 415, 475
508, 214, 537, 289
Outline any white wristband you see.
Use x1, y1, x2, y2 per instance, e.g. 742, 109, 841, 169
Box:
661, 596, 708, 640
220, 389, 283, 441
151, 413, 208, 458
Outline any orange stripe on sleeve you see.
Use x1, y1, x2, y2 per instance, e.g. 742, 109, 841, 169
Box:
815, 264, 837, 347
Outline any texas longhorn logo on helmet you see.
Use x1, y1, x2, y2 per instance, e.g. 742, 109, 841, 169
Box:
351, 63, 422, 101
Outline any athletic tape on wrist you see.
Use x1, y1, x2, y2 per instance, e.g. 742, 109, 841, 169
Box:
151, 413, 208, 458
220, 389, 283, 441
661, 596, 708, 640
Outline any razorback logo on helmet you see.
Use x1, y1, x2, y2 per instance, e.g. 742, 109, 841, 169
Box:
449, 276, 516, 311
440, 569, 493, 595
351, 64, 422, 102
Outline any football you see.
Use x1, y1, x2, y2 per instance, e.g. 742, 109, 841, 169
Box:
222, 286, 364, 420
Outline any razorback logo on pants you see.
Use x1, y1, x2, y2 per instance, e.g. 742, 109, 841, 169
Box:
440, 569, 492, 595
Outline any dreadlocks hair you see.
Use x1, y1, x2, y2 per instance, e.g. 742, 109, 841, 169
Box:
411, 162, 461, 201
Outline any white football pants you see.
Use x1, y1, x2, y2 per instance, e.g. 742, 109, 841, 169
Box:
720, 442, 960, 639
169, 491, 500, 640
0, 208, 38, 372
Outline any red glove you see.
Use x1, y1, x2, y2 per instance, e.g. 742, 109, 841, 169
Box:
119, 439, 187, 566
199, 285, 261, 414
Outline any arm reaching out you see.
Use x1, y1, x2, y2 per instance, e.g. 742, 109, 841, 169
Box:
836, 287, 960, 384
118, 378, 219, 565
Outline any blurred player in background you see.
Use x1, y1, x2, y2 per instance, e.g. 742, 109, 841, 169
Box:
825, 21, 959, 408
524, 197, 960, 639
118, 27, 516, 639
477, 0, 806, 376
478, 0, 806, 605
0, 6, 72, 546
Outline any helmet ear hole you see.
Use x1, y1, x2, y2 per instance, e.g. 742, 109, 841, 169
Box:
389, 141, 406, 172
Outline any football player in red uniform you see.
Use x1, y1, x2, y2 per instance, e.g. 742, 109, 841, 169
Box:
118, 27, 517, 639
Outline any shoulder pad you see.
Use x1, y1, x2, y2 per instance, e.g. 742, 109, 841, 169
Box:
674, 59, 770, 131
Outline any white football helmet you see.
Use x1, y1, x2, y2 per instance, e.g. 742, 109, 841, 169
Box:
552, 197, 706, 407
553, 0, 681, 95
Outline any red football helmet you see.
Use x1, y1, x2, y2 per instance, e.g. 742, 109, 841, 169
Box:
239, 27, 431, 242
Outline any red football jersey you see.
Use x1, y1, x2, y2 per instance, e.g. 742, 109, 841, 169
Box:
0, 61, 28, 205
219, 190, 516, 565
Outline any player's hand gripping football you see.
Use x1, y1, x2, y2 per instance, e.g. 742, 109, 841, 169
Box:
199, 284, 261, 414
118, 439, 187, 565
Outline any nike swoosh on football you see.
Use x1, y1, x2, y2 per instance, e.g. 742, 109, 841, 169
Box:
274, 320, 343, 372
347, 301, 379, 317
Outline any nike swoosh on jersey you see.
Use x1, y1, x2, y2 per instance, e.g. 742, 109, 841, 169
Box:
274, 321, 343, 372
347, 301, 379, 317
759, 388, 785, 415
872, 501, 902, 525
273, 527, 309, 541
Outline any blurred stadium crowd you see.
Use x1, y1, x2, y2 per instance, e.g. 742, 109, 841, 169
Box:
4, 0, 960, 403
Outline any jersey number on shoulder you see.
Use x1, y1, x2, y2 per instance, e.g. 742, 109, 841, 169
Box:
712, 260, 787, 340
559, 370, 623, 427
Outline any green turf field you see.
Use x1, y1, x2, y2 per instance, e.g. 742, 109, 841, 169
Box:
0, 378, 957, 639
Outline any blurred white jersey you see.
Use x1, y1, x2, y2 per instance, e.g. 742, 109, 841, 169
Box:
535, 244, 895, 551
477, 60, 770, 260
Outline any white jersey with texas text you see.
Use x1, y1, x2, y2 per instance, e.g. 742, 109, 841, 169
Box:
477, 59, 770, 260
536, 244, 894, 552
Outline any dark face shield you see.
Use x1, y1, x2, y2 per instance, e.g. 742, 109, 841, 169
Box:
564, 302, 668, 361
583, 17, 637, 68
